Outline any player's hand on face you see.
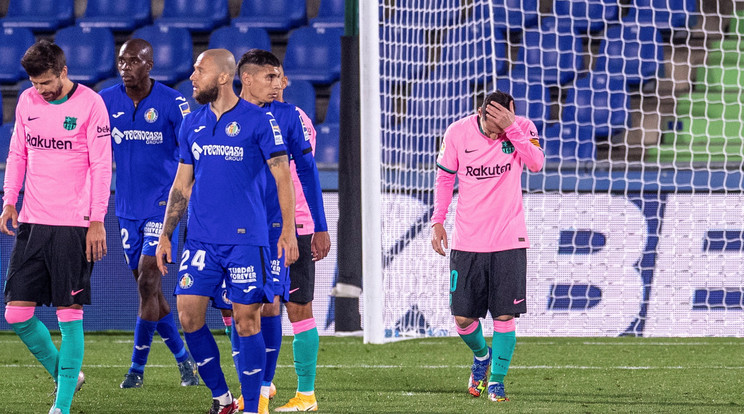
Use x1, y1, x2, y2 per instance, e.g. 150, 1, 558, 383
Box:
155, 235, 172, 275
86, 221, 107, 262
310, 231, 331, 261
0, 205, 18, 236
431, 223, 448, 256
484, 101, 515, 136
278, 231, 299, 266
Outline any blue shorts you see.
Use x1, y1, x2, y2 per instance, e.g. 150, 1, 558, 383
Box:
118, 216, 179, 271
211, 234, 288, 309
175, 239, 273, 306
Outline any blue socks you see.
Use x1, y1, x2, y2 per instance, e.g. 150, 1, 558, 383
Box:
130, 317, 157, 374
184, 325, 228, 398
156, 312, 189, 363
238, 332, 266, 413
230, 323, 241, 378
261, 315, 282, 384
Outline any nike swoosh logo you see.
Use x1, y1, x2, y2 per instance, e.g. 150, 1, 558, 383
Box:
464, 148, 478, 153
196, 357, 214, 367
27, 116, 40, 121
71, 289, 84, 296
176, 97, 186, 101
513, 298, 525, 304
112, 112, 125, 118
266, 348, 277, 353
60, 366, 75, 371
194, 126, 206, 132
242, 369, 261, 376
289, 288, 300, 294
135, 345, 150, 351
497, 356, 509, 361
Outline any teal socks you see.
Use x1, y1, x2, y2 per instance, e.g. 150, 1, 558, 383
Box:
54, 320, 84, 414
489, 330, 516, 383
293, 327, 319, 393
10, 316, 59, 379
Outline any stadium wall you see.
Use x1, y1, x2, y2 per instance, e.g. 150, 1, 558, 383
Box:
1, 177, 742, 337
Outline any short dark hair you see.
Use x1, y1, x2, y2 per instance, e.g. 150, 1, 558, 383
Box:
481, 90, 514, 118
21, 40, 66, 78
237, 49, 281, 76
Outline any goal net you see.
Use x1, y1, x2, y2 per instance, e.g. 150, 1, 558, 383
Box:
365, 0, 744, 342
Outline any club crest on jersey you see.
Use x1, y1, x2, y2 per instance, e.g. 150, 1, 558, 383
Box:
179, 274, 194, 289
221, 289, 231, 305
63, 116, 77, 131
269, 118, 284, 145
225, 121, 241, 137
502, 141, 515, 154
144, 108, 158, 123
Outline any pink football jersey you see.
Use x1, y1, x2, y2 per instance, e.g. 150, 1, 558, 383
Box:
292, 107, 317, 236
3, 84, 112, 227
431, 114, 543, 252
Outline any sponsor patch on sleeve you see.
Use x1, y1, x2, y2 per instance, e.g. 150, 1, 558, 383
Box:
269, 118, 284, 145
179, 102, 191, 117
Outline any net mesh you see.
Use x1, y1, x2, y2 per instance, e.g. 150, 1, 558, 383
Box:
376, 0, 744, 339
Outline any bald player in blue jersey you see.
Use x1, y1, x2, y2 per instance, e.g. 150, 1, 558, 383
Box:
155, 49, 298, 414
99, 38, 199, 390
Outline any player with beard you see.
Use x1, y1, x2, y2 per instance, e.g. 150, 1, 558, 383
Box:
99, 38, 199, 390
1, 40, 111, 414
155, 49, 298, 414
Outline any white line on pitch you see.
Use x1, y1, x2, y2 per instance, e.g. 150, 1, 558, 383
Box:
4, 364, 743, 370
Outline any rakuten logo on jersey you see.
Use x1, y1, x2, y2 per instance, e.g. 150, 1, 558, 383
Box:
229, 266, 257, 283
26, 133, 73, 150
191, 142, 244, 161
465, 163, 512, 180
111, 127, 163, 145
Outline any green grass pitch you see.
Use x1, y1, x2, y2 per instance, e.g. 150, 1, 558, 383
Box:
0, 332, 742, 413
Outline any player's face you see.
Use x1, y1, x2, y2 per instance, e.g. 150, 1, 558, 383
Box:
249, 65, 282, 104
29, 69, 65, 102
117, 47, 152, 88
478, 100, 515, 138
190, 56, 220, 104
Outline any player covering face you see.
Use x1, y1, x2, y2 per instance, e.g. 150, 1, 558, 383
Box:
431, 90, 544, 403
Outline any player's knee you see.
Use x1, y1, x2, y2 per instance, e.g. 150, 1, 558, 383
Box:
177, 311, 204, 333
136, 269, 162, 297
454, 315, 476, 329
4, 305, 34, 324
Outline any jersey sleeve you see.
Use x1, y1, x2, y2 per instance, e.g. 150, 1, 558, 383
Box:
86, 94, 113, 222
178, 114, 194, 164
2, 97, 28, 208
504, 118, 544, 173
436, 124, 458, 174
286, 107, 328, 232
171, 92, 190, 145
257, 113, 288, 160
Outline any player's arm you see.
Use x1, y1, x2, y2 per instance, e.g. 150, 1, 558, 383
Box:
0, 115, 27, 236
431, 127, 458, 256
86, 96, 113, 262
485, 102, 544, 172
287, 110, 330, 260
156, 162, 194, 275
268, 154, 299, 266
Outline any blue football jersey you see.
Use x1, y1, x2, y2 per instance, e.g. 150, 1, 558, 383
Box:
262, 100, 328, 236
178, 99, 287, 246
100, 82, 191, 219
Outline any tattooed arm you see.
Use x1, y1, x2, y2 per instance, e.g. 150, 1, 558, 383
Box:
156, 162, 195, 275
267, 154, 299, 266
